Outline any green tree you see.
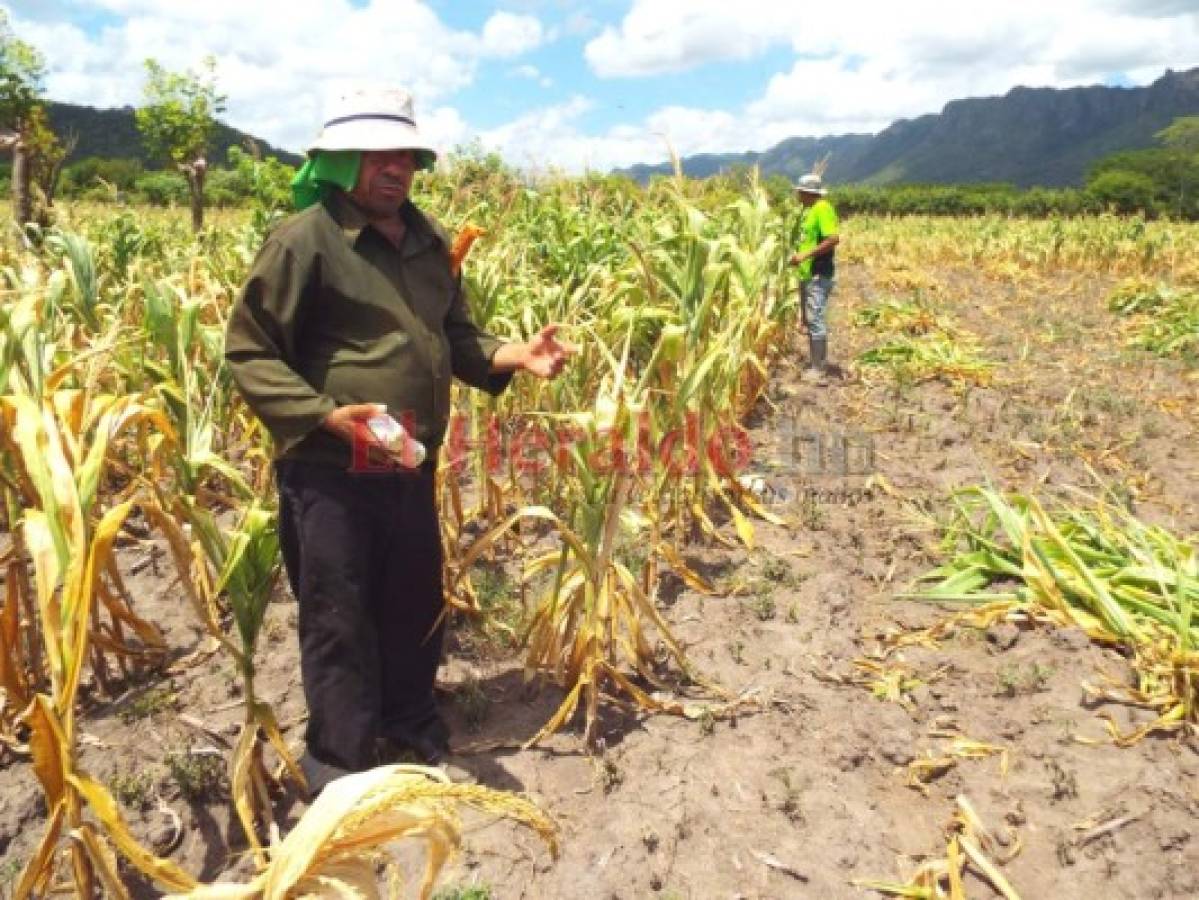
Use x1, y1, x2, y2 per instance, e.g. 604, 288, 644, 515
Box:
135, 56, 226, 232
1087, 170, 1158, 215
24, 105, 75, 221
60, 156, 145, 198
1156, 116, 1199, 154
0, 10, 46, 226
1155, 116, 1199, 217
1088, 146, 1199, 219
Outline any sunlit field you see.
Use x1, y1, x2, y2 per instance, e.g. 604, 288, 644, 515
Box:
0, 169, 1196, 897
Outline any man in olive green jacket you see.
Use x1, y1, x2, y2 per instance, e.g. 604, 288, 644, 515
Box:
226, 87, 573, 794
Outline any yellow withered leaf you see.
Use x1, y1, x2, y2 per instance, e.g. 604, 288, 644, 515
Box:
958, 835, 1022, 900
171, 765, 555, 900
24, 694, 67, 805
21, 511, 65, 689
0, 565, 30, 710
63, 500, 136, 704
231, 714, 265, 860
68, 771, 198, 892
13, 799, 66, 900
947, 836, 966, 900
72, 822, 134, 900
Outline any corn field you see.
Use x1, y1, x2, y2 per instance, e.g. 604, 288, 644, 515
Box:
0, 167, 1197, 897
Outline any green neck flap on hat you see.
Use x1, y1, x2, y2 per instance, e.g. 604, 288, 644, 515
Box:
291, 150, 362, 211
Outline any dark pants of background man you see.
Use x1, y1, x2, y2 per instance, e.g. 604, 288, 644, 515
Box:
276, 459, 445, 778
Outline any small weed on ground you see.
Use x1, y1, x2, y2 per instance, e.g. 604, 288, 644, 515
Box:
767, 767, 804, 824
119, 685, 177, 724
0, 857, 22, 891
760, 554, 792, 583
595, 755, 623, 794
800, 495, 827, 531
727, 641, 747, 665
748, 594, 776, 621
460, 567, 525, 654
165, 748, 227, 802
454, 675, 491, 731
433, 887, 492, 900
996, 662, 1053, 697
109, 769, 156, 809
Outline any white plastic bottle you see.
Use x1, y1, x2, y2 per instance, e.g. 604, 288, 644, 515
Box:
366, 404, 427, 468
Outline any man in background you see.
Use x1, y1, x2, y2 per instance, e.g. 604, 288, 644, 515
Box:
790, 172, 840, 382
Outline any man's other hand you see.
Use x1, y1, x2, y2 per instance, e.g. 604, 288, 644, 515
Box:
322, 403, 387, 447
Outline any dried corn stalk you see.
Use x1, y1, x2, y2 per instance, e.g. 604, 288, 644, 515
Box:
167, 765, 557, 900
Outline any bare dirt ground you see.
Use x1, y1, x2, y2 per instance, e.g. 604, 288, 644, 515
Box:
1, 258, 1197, 899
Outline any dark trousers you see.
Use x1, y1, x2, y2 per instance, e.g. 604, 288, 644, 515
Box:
276, 460, 445, 772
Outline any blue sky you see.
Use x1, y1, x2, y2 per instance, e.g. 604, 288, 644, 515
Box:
4, 1, 1198, 172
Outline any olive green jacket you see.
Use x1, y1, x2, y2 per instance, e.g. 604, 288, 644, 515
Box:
225, 191, 510, 468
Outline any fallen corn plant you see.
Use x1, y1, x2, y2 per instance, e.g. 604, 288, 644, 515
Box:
813, 657, 949, 713
856, 332, 994, 387
907, 731, 1010, 796
166, 764, 557, 900
903, 486, 1198, 744
1106, 279, 1199, 360
850, 291, 994, 388
854, 794, 1023, 900
853, 297, 947, 336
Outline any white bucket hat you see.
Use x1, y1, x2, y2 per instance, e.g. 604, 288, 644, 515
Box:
308, 86, 437, 165
794, 173, 827, 196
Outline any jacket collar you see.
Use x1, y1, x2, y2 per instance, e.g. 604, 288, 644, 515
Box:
324, 190, 438, 257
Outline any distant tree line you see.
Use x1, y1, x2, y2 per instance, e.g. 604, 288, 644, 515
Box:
0, 145, 297, 210
12, 122, 1192, 222
754, 116, 1199, 219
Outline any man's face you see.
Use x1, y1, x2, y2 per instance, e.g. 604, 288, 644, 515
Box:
349, 149, 418, 216
797, 190, 819, 207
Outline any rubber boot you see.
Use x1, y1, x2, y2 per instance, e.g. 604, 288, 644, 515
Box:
811, 336, 827, 371
802, 337, 828, 383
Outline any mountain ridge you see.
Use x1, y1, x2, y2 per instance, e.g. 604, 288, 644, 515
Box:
44, 101, 304, 168
616, 68, 1199, 187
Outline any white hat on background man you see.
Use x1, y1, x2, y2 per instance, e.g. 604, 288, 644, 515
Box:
794, 173, 827, 196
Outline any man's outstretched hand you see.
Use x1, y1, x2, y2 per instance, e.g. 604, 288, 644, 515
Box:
522, 323, 578, 378
492, 323, 579, 379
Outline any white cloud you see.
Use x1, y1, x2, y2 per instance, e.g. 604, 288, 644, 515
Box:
3, 1, 544, 154
1098, 0, 1199, 17
512, 63, 553, 87
5, 0, 1198, 174
421, 105, 472, 153
475, 96, 654, 172
586, 0, 1198, 86
473, 99, 760, 173
572, 0, 1199, 168
585, 1, 787, 78
481, 11, 545, 58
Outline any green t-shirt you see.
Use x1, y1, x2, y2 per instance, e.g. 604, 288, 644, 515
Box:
798, 198, 839, 281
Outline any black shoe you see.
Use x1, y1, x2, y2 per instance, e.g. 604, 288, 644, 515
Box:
300, 750, 353, 801
383, 714, 451, 766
